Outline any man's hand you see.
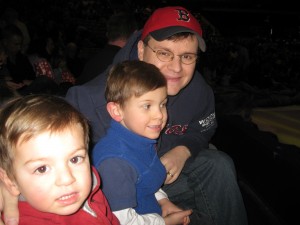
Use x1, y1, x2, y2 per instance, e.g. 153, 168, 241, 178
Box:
160, 146, 191, 184
0, 182, 19, 225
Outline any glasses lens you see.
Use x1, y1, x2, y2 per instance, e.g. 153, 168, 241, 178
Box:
181, 54, 197, 64
149, 44, 197, 65
156, 50, 173, 62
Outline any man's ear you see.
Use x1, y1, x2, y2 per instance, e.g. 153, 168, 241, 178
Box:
0, 168, 20, 196
106, 102, 123, 122
137, 40, 145, 61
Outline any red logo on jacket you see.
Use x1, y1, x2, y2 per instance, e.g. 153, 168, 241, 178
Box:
164, 124, 188, 135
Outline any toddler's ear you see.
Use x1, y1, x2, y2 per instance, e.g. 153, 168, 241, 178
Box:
0, 168, 20, 196
106, 102, 123, 122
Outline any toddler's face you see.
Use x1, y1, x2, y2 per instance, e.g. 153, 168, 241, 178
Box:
12, 124, 91, 215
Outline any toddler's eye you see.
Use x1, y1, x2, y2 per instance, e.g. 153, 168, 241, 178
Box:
70, 156, 83, 164
35, 166, 48, 174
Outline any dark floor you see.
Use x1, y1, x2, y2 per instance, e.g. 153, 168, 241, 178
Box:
212, 115, 300, 225
239, 176, 286, 225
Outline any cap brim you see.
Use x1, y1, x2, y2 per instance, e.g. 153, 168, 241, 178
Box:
150, 26, 206, 52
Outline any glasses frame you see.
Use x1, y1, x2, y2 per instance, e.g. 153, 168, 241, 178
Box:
145, 43, 198, 65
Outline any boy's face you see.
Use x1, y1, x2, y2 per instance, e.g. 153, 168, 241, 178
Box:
12, 124, 91, 215
138, 35, 198, 96
119, 87, 168, 139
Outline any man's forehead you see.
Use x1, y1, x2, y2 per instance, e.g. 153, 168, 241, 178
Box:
148, 35, 199, 50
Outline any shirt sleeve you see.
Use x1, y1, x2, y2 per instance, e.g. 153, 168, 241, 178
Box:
98, 158, 138, 211
154, 189, 168, 201
113, 208, 165, 225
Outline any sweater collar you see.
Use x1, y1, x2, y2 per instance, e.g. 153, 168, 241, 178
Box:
110, 120, 157, 146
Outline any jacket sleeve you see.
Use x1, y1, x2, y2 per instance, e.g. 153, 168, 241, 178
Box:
178, 84, 217, 158
65, 71, 111, 144
162, 72, 217, 159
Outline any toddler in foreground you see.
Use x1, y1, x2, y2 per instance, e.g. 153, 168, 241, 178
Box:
0, 94, 119, 225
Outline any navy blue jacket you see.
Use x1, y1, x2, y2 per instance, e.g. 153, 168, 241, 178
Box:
65, 30, 217, 159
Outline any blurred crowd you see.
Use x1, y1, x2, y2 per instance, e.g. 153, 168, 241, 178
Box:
0, 0, 299, 107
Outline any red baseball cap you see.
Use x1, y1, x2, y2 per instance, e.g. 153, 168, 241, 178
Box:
141, 6, 206, 52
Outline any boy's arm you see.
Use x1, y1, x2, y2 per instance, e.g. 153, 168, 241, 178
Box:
113, 207, 192, 225
156, 189, 180, 217
113, 208, 165, 225
154, 189, 168, 201
97, 158, 138, 212
155, 189, 192, 225
98, 159, 166, 225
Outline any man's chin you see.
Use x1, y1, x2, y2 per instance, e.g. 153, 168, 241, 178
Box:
167, 88, 181, 96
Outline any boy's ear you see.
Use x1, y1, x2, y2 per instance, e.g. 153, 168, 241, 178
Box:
106, 102, 123, 122
0, 168, 20, 196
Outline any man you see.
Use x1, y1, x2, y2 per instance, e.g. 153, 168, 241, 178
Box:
0, 6, 248, 225
67, 6, 248, 225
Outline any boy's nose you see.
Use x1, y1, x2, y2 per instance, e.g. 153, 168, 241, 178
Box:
55, 166, 76, 186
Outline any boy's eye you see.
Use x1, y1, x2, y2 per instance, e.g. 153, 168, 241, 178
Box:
35, 166, 48, 174
70, 156, 83, 164
160, 103, 167, 108
143, 104, 150, 109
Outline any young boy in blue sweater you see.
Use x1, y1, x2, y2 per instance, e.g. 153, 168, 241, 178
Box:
92, 60, 192, 225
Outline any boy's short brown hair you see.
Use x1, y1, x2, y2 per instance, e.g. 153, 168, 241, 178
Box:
0, 94, 89, 179
105, 60, 166, 107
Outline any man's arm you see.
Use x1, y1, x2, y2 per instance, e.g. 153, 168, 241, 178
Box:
164, 71, 217, 155
161, 146, 191, 184
174, 80, 217, 158
160, 73, 217, 181
0, 182, 19, 225
65, 72, 111, 145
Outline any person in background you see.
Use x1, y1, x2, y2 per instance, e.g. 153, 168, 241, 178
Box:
0, 40, 19, 106
93, 60, 192, 225
76, 11, 138, 84
1, 7, 31, 54
0, 94, 119, 225
64, 42, 85, 79
0, 24, 35, 94
26, 34, 76, 96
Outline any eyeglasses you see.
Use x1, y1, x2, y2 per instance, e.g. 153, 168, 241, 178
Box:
145, 43, 198, 65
